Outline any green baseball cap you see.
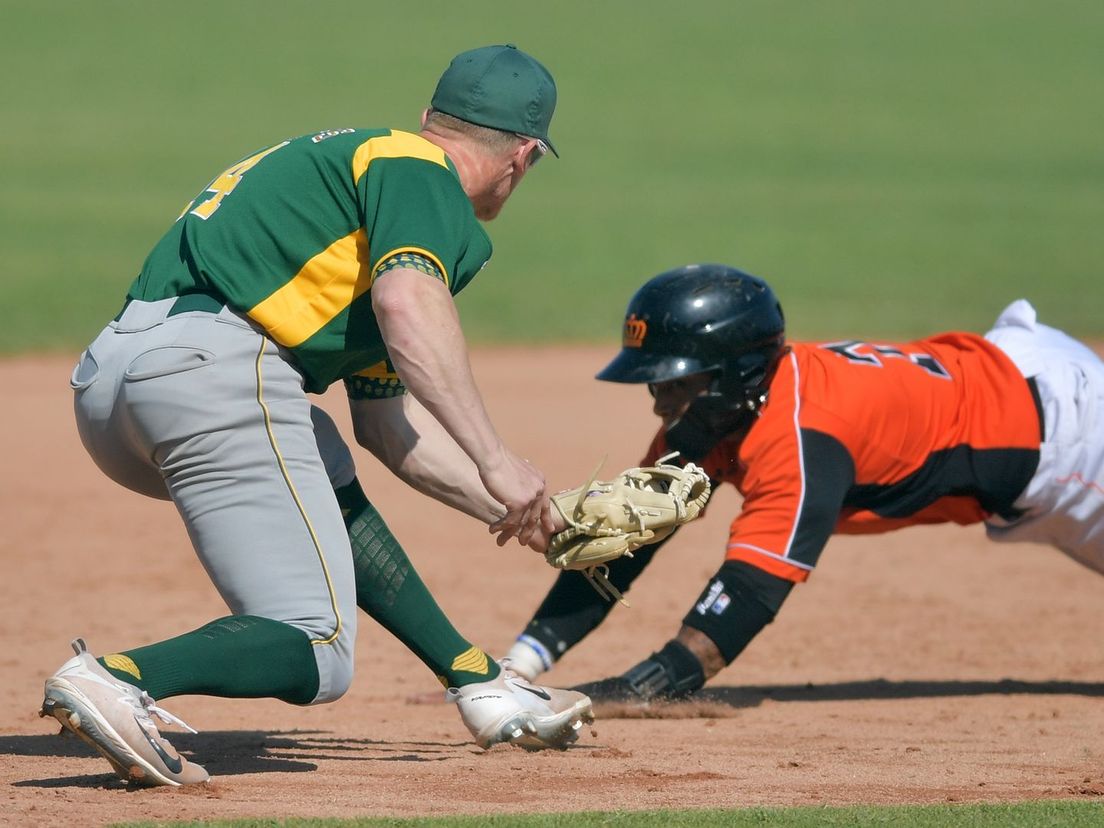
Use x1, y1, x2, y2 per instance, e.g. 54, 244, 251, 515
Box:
431, 44, 559, 157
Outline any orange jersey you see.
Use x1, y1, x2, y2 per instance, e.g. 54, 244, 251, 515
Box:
643, 334, 1042, 583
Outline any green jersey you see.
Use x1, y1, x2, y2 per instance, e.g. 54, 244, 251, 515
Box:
129, 128, 492, 393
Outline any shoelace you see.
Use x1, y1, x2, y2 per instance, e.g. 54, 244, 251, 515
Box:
135, 691, 199, 735
84, 668, 200, 735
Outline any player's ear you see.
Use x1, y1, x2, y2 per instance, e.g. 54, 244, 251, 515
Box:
516, 136, 546, 170
420, 108, 431, 128
510, 138, 531, 173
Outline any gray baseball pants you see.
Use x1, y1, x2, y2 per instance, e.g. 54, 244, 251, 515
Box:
71, 298, 357, 703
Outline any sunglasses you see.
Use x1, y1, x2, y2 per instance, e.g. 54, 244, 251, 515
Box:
516, 135, 550, 167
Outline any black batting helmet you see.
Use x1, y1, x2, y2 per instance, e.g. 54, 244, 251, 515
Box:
598, 263, 785, 395
597, 263, 787, 459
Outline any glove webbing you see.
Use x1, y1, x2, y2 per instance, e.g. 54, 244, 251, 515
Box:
554, 458, 709, 606
560, 459, 634, 606
576, 465, 696, 604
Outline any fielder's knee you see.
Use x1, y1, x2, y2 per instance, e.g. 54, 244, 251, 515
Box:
305, 623, 357, 704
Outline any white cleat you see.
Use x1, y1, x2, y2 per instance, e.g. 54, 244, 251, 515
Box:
448, 664, 594, 751
40, 639, 209, 786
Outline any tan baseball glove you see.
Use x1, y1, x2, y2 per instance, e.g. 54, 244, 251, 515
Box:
546, 460, 712, 604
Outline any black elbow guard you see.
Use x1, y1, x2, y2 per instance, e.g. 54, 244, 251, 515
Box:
682, 560, 795, 663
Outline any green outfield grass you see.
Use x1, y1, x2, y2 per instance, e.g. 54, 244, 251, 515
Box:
116, 800, 1104, 827
2, 0, 1101, 355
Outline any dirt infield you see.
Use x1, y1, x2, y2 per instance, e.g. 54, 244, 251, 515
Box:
3, 349, 1103, 826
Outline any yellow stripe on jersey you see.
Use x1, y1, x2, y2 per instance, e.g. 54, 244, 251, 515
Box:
248, 229, 372, 348
355, 360, 399, 380
350, 130, 448, 182
246, 131, 451, 349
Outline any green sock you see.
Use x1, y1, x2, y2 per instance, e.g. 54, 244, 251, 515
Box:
98, 615, 320, 704
336, 479, 500, 688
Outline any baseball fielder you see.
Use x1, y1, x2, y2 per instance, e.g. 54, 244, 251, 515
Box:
40, 44, 593, 787
505, 263, 1104, 701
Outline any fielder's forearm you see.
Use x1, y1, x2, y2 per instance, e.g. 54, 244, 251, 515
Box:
350, 395, 504, 524
372, 267, 551, 548
371, 268, 505, 470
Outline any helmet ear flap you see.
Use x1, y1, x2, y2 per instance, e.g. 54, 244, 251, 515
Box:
716, 336, 787, 400
668, 332, 786, 462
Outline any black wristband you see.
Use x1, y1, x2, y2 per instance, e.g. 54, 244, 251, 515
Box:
621, 639, 706, 701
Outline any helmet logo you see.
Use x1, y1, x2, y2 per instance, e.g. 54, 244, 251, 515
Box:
623, 313, 647, 348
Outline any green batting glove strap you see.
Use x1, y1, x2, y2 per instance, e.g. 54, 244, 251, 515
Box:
620, 639, 706, 701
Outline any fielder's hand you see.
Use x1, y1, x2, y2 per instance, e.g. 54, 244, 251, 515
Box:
483, 450, 554, 548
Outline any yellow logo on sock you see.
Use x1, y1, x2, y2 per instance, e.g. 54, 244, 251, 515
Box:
103, 654, 142, 680
450, 647, 489, 675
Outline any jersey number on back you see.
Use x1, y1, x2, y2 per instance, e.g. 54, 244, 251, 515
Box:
182, 141, 291, 221
821, 340, 950, 379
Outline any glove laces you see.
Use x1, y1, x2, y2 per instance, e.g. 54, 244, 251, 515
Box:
582, 564, 629, 606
